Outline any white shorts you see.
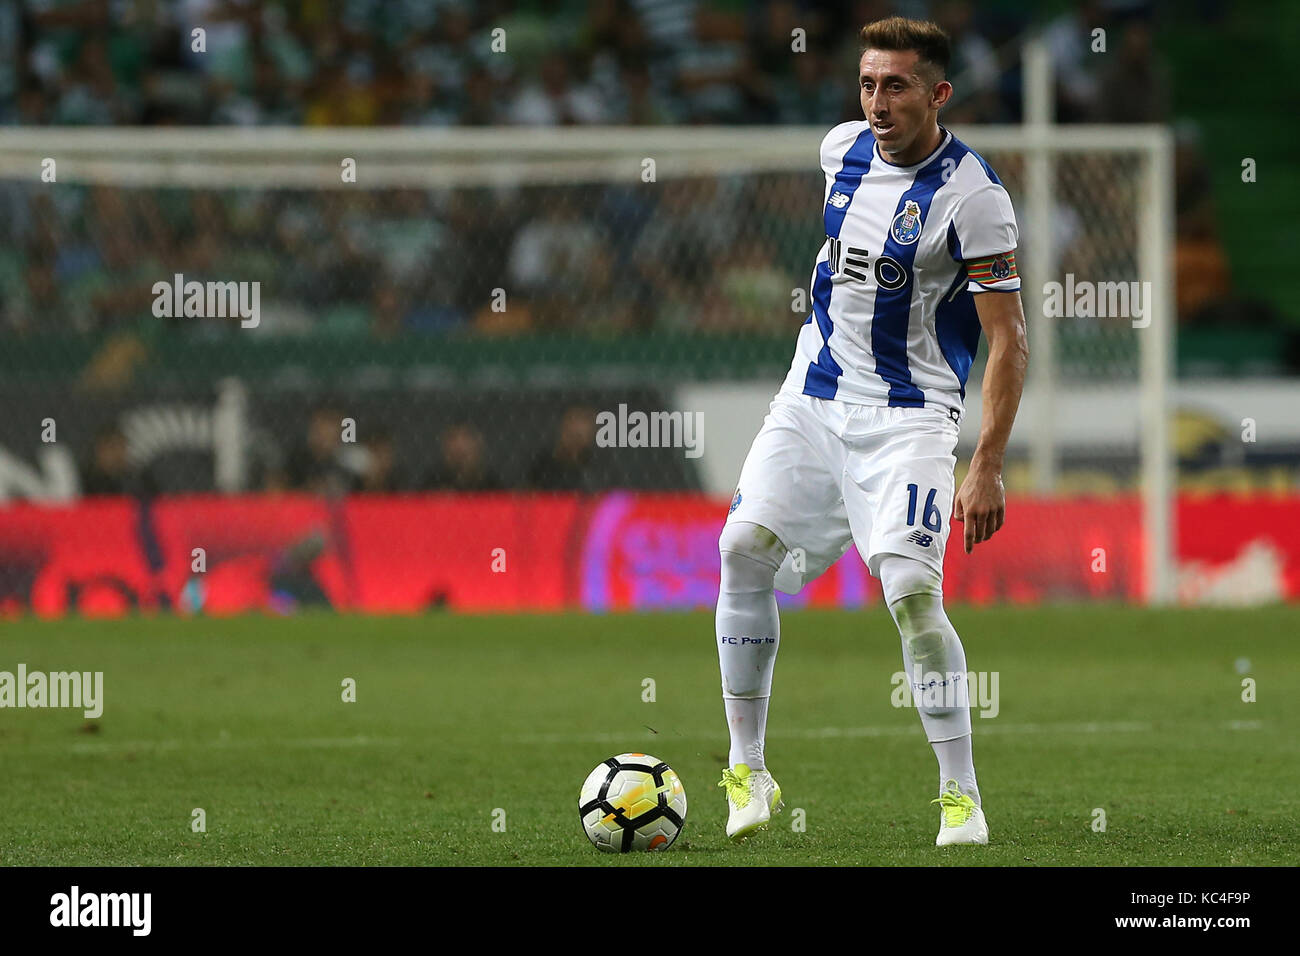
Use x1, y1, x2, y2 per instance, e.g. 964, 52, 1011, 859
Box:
724, 389, 961, 593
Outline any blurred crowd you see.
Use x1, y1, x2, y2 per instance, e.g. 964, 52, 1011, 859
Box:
0, 0, 1268, 344
81, 403, 608, 495
0, 0, 1280, 500
270, 404, 608, 494
1, 0, 1177, 130
0, 174, 821, 337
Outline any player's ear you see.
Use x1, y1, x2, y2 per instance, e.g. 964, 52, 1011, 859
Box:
931, 80, 953, 110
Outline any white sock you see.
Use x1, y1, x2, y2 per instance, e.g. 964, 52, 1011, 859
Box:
877, 556, 980, 806
932, 735, 980, 805
724, 696, 769, 770
715, 523, 783, 773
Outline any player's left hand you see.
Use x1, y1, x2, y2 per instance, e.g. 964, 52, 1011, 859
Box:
954, 460, 1006, 554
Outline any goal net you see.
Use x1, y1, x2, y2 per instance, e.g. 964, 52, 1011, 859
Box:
0, 124, 1174, 610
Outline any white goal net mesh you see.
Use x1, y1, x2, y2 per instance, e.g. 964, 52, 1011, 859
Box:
0, 125, 1174, 602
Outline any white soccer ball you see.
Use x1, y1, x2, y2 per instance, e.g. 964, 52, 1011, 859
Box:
578, 753, 687, 852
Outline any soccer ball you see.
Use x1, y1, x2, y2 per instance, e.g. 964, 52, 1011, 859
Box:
578, 753, 687, 852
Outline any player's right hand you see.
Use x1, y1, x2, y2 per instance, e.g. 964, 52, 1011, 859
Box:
954, 461, 1006, 554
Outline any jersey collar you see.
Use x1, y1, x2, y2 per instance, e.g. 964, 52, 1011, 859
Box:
873, 124, 952, 171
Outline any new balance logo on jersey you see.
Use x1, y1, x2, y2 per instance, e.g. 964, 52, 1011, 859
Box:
827, 192, 850, 208
907, 530, 934, 548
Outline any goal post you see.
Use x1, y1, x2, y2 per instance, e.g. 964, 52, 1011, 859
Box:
1019, 32, 1176, 605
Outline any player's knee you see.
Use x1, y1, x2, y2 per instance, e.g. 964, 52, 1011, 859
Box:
719, 520, 787, 572
879, 555, 947, 657
879, 554, 943, 607
895, 597, 956, 667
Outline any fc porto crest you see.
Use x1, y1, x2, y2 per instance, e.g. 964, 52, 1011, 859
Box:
991, 254, 1011, 280
890, 199, 923, 245
729, 489, 743, 515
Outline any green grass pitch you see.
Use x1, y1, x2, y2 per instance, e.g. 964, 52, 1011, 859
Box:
1, 605, 1296, 866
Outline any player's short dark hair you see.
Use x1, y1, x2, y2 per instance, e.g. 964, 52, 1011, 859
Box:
859, 16, 951, 82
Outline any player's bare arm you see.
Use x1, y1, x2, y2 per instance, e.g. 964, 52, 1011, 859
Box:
955, 288, 1029, 554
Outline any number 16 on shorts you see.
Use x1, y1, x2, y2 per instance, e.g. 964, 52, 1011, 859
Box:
905, 483, 943, 532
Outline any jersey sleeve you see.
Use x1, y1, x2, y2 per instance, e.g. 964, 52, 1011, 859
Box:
819, 121, 867, 181
953, 182, 1021, 292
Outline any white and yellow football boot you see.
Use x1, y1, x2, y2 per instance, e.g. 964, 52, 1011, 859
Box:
933, 779, 989, 846
718, 763, 783, 840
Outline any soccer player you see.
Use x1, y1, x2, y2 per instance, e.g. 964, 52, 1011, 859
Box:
715, 16, 1027, 846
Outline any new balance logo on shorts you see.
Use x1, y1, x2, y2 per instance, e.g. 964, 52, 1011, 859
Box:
907, 530, 934, 548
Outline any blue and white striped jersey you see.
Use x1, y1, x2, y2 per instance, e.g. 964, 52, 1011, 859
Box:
780, 122, 1020, 414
